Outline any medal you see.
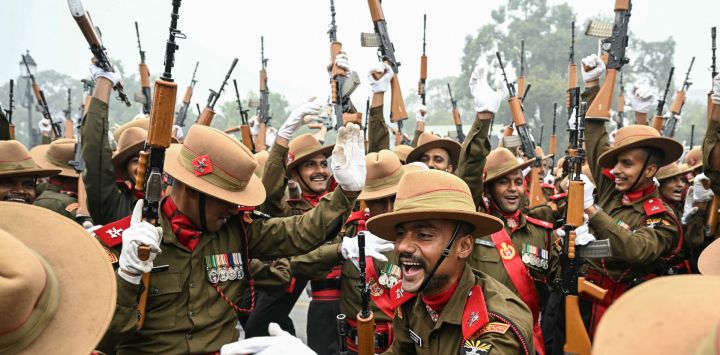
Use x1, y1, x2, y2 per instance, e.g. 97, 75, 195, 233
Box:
205, 255, 220, 284
234, 253, 245, 279
388, 275, 398, 287
217, 255, 228, 282
378, 273, 388, 287
522, 253, 531, 264
226, 254, 237, 280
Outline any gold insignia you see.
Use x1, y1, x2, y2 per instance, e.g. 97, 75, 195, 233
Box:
463, 339, 492, 354
500, 242, 516, 260
369, 278, 384, 297
65, 202, 80, 213
103, 247, 118, 264
476, 321, 510, 336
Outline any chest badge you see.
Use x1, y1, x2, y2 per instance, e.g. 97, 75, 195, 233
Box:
369, 277, 384, 297
499, 242, 516, 260
467, 311, 480, 327
461, 340, 491, 355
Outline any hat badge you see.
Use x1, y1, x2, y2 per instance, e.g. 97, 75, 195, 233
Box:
192, 154, 214, 177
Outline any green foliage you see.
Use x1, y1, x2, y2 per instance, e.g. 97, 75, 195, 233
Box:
217, 90, 289, 132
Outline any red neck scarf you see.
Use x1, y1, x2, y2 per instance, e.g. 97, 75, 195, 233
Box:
302, 191, 328, 207
622, 184, 656, 205
162, 197, 202, 251
490, 199, 522, 233
48, 178, 77, 197
422, 279, 459, 312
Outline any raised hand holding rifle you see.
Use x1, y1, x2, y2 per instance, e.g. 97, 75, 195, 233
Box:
362, 0, 408, 146
663, 57, 695, 137
22, 53, 61, 139
650, 67, 675, 132
135, 21, 152, 115
328, 0, 362, 131
68, 2, 132, 107
257, 36, 271, 151
196, 58, 237, 127
627, 82, 655, 125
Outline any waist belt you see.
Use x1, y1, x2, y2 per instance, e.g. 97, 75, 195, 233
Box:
346, 319, 392, 353
311, 278, 341, 300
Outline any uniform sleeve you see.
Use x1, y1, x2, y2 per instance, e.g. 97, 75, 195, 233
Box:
368, 105, 390, 153
703, 118, 720, 194
588, 210, 676, 264
249, 258, 292, 294
97, 272, 142, 352
289, 241, 342, 280
33, 193, 75, 220
483, 299, 535, 354
81, 97, 134, 224
456, 117, 492, 207
249, 190, 354, 258
382, 304, 416, 355
684, 208, 707, 250
410, 129, 422, 148
257, 142, 292, 217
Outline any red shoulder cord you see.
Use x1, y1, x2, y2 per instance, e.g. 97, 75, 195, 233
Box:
213, 218, 255, 313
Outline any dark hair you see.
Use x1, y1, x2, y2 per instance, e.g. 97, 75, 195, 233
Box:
458, 221, 475, 236
645, 147, 665, 168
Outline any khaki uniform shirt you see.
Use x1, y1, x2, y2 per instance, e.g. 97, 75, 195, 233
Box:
384, 266, 534, 355
81, 97, 137, 225
97, 191, 355, 354
33, 183, 80, 221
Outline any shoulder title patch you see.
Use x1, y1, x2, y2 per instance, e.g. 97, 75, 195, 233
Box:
643, 198, 666, 216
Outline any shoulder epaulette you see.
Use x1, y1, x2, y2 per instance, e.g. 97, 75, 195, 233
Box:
389, 281, 416, 309
93, 215, 132, 248
525, 216, 554, 230
643, 198, 667, 216
549, 192, 567, 201
462, 285, 491, 340
541, 183, 557, 192
602, 168, 614, 181
251, 210, 270, 219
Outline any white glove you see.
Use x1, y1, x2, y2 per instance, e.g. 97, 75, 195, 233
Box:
331, 123, 366, 191
265, 127, 278, 148
712, 73, 720, 104
118, 200, 163, 285
220, 323, 315, 355
415, 105, 427, 123
628, 84, 657, 114
581, 54, 606, 82
249, 116, 260, 136
38, 119, 52, 134
341, 231, 395, 269
543, 171, 555, 186
567, 110, 578, 130
469, 58, 504, 113
682, 186, 698, 225
693, 173, 715, 203
278, 98, 323, 140
519, 157, 531, 178
172, 125, 184, 140
89, 64, 121, 87
556, 214, 596, 246
368, 63, 394, 93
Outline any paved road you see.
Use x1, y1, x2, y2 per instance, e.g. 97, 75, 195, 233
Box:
289, 291, 310, 343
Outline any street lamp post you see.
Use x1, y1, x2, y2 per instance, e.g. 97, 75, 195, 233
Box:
19, 50, 37, 147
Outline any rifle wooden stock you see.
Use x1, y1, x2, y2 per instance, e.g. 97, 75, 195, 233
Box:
139, 63, 151, 88
64, 119, 74, 139
240, 125, 253, 152
259, 69, 267, 92
257, 123, 267, 152
389, 75, 407, 122
343, 112, 363, 126
508, 97, 527, 126
586, 69, 618, 120
528, 165, 546, 208
356, 311, 375, 355
578, 277, 607, 300
330, 42, 346, 79
651, 114, 664, 133
8, 124, 15, 140
549, 135, 557, 156
32, 84, 42, 103
368, 0, 384, 22
669, 90, 686, 114
419, 55, 427, 82
196, 107, 216, 126
567, 63, 577, 109
135, 151, 149, 191
564, 294, 591, 355
183, 86, 193, 104
518, 76, 526, 99
567, 178, 584, 226
452, 108, 461, 126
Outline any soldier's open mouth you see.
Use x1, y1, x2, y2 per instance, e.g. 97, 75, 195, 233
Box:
3, 195, 28, 203
402, 262, 424, 277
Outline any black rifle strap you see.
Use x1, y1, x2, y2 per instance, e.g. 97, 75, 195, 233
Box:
417, 222, 462, 295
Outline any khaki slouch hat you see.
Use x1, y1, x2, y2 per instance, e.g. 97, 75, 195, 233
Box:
405, 132, 461, 167
483, 147, 534, 185
655, 162, 693, 181
164, 124, 266, 206
597, 125, 683, 168
286, 134, 334, 172
30, 138, 79, 178
0, 140, 60, 178
0, 202, 116, 354
366, 169, 503, 241
358, 149, 407, 201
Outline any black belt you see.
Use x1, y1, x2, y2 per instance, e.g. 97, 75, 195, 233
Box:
310, 278, 341, 291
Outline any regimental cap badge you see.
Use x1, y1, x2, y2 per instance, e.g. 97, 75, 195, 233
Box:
192, 154, 214, 177
287, 152, 295, 164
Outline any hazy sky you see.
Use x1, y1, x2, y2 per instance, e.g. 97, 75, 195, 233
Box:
1, 0, 717, 114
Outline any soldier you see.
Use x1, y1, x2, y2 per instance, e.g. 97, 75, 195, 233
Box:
93, 121, 365, 354
81, 67, 149, 225
366, 169, 534, 354
30, 138, 90, 224
0, 140, 59, 204
0, 202, 116, 354
578, 53, 685, 335
406, 132, 462, 173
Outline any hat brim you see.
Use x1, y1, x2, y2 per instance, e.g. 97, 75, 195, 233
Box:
164, 144, 266, 206
0, 202, 116, 355
286, 145, 335, 173
406, 139, 462, 167
0, 167, 60, 179
366, 209, 504, 241
593, 275, 720, 355
484, 159, 535, 185
699, 238, 720, 276
358, 184, 398, 201
598, 137, 683, 168
657, 165, 695, 181
30, 144, 78, 178
112, 140, 146, 177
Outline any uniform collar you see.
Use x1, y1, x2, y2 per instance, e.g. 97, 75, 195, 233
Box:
622, 184, 657, 205
488, 199, 524, 233
415, 265, 475, 330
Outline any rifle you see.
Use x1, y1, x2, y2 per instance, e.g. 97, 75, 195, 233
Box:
257, 36, 270, 151
6, 79, 14, 140
196, 58, 237, 126
447, 83, 465, 143
710, 27, 717, 122
22, 54, 61, 138
337, 314, 349, 355
558, 100, 611, 355
651, 66, 675, 133
567, 21, 578, 116
418, 14, 427, 106
664, 57, 694, 137
175, 61, 198, 127
233, 79, 254, 152
585, 0, 632, 120
63, 88, 74, 139
538, 124, 544, 148
79, 79, 94, 117
616, 71, 625, 128
135, 21, 152, 115
496, 51, 546, 208
706, 28, 719, 236
356, 232, 375, 355
131, 0, 183, 329
549, 102, 557, 167
361, 0, 409, 146
518, 39, 526, 98
364, 97, 370, 143
328, 0, 362, 131
68, 2, 131, 107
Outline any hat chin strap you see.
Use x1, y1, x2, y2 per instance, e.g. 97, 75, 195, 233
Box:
198, 193, 208, 231
416, 222, 462, 295
627, 152, 652, 193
